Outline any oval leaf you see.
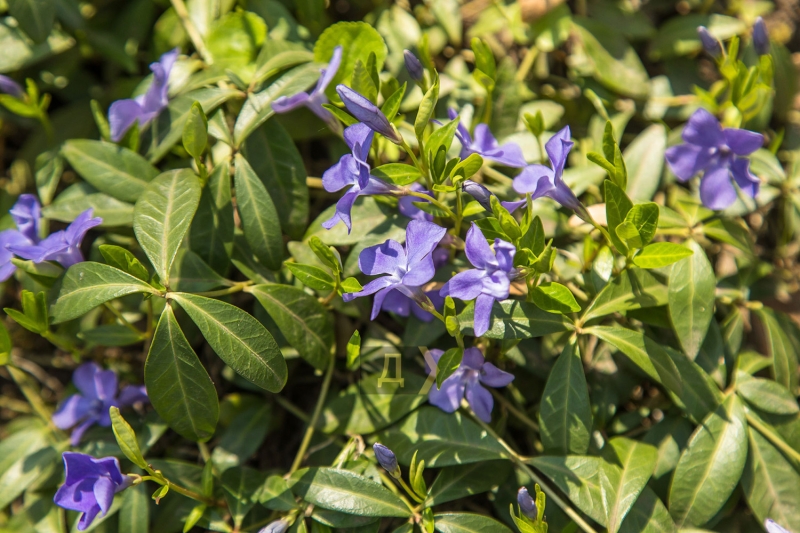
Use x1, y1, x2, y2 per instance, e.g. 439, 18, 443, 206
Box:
668, 239, 715, 359
233, 154, 283, 271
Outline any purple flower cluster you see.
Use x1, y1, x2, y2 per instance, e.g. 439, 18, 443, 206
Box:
53, 362, 148, 445
0, 195, 101, 282
449, 108, 526, 168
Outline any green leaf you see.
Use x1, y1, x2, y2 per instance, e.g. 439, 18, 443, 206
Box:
307, 235, 342, 274
539, 340, 593, 455
618, 203, 659, 250
532, 282, 581, 314
633, 243, 693, 269
436, 347, 464, 389
35, 149, 63, 205
206, 11, 266, 68
618, 486, 676, 533
62, 140, 159, 203
426, 461, 512, 507
305, 196, 407, 247
258, 475, 296, 511
109, 407, 149, 470
433, 513, 513, 533
649, 14, 746, 60
371, 164, 423, 186
346, 330, 360, 370
145, 304, 219, 442
78, 325, 145, 347
737, 376, 799, 415
211, 405, 270, 472
119, 484, 150, 533
182, 101, 208, 159
604, 437, 659, 533
242, 120, 309, 240
457, 299, 574, 339
170, 292, 287, 392
190, 162, 234, 275
134, 169, 201, 284
313, 21, 388, 103
753, 308, 799, 393
233, 154, 283, 271
605, 180, 634, 254
99, 244, 149, 281
582, 268, 668, 322
0, 21, 73, 72
668, 240, 715, 359
233, 63, 319, 146
169, 249, 229, 293
624, 124, 666, 201
381, 81, 406, 120
249, 284, 334, 371
0, 321, 10, 365
741, 426, 800, 533
285, 263, 335, 291
8, 0, 55, 43
376, 407, 507, 467
416, 74, 440, 139
289, 467, 411, 517
668, 395, 748, 527
222, 466, 265, 528
44, 183, 134, 227
51, 262, 159, 323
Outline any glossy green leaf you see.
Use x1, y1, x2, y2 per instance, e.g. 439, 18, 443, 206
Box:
582, 268, 668, 321
62, 140, 158, 203
182, 101, 208, 159
624, 124, 666, 201
145, 304, 219, 442
605, 180, 634, 254
169, 249, 229, 293
433, 513, 513, 533
457, 299, 574, 339
211, 405, 270, 472
285, 263, 335, 291
44, 184, 134, 227
539, 340, 593, 455
190, 162, 234, 275
436, 347, 463, 389
79, 325, 145, 347
425, 461, 512, 507
737, 376, 799, 415
605, 437, 658, 533
0, 424, 56, 509
289, 467, 410, 517
234, 153, 283, 271
51, 262, 159, 323
618, 486, 676, 533
416, 75, 440, 139
668, 394, 747, 527
633, 243, 693, 269
119, 484, 150, 533
617, 203, 659, 250
250, 284, 333, 371
371, 164, 424, 186
134, 169, 201, 284
305, 196, 408, 247
0, 21, 73, 73
753, 308, 799, 394
110, 406, 148, 470
8, 0, 55, 43
99, 244, 149, 281
170, 292, 287, 392
668, 240, 715, 359
531, 282, 581, 314
222, 466, 265, 528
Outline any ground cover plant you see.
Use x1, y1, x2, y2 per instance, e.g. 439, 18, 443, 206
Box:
0, 0, 799, 532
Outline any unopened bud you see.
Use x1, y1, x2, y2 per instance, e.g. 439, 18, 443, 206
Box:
258, 519, 289, 533
404, 50, 424, 81
697, 27, 722, 57
373, 443, 400, 477
753, 17, 770, 56
462, 180, 494, 211
336, 85, 402, 144
517, 487, 538, 519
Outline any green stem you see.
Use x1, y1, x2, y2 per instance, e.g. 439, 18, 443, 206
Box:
397, 476, 425, 503
194, 281, 252, 298
745, 412, 800, 468
166, 480, 223, 508
274, 395, 311, 423
405, 190, 455, 220
104, 302, 143, 335
170, 0, 213, 64
400, 137, 429, 187
490, 389, 539, 432
481, 165, 513, 185
288, 350, 336, 474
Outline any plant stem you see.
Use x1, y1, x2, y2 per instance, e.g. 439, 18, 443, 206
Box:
400, 137, 429, 188
405, 190, 455, 220
466, 408, 599, 533
397, 476, 425, 503
170, 0, 213, 64
274, 395, 311, 423
104, 302, 143, 335
289, 350, 336, 474
745, 411, 800, 468
195, 281, 252, 298
490, 389, 540, 432
482, 165, 513, 185
166, 480, 222, 507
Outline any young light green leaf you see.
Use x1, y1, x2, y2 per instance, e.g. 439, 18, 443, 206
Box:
632, 242, 693, 269
605, 180, 634, 254
531, 282, 581, 314
99, 244, 150, 281
346, 330, 361, 370
539, 340, 593, 455
134, 169, 201, 284
619, 202, 659, 250
109, 406, 149, 470
604, 437, 658, 533
668, 239, 715, 359
433, 513, 513, 533
436, 347, 464, 389
170, 292, 287, 392
416, 74, 439, 139
145, 304, 219, 442
307, 235, 342, 274
233, 153, 283, 271
371, 163, 423, 186
285, 263, 335, 291
182, 101, 208, 160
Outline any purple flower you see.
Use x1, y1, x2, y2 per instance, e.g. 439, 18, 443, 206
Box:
53, 452, 132, 530
10, 194, 41, 242
373, 443, 400, 476
273, 46, 342, 123
512, 126, 582, 213
426, 347, 514, 422
9, 209, 102, 268
765, 520, 790, 533
697, 27, 722, 57
343, 220, 447, 319
398, 183, 433, 222
52, 362, 148, 446
463, 180, 525, 213
665, 108, 763, 210
440, 223, 517, 337
259, 520, 289, 533
403, 50, 424, 81
0, 75, 24, 98
381, 289, 443, 322
336, 85, 402, 143
753, 17, 769, 56
449, 109, 526, 168
517, 487, 537, 519
109, 48, 179, 142
0, 230, 31, 281
322, 123, 395, 232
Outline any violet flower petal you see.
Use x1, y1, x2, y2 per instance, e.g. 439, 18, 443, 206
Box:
428, 373, 465, 413
723, 128, 763, 155
479, 362, 515, 387
682, 108, 725, 148
699, 164, 738, 210
336, 85, 399, 142
730, 158, 760, 198
464, 223, 496, 270
9, 194, 41, 242
108, 100, 144, 142
358, 239, 406, 277
465, 380, 494, 422
665, 144, 711, 182
440, 269, 487, 301
52, 394, 93, 430
473, 293, 496, 337
0, 74, 24, 98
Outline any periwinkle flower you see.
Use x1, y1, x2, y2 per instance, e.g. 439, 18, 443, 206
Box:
52, 362, 148, 446
398, 183, 433, 222
426, 347, 514, 422
753, 17, 770, 56
273, 46, 342, 123
440, 223, 517, 337
665, 108, 763, 210
53, 452, 132, 531
403, 50, 424, 81
697, 26, 722, 57
322, 123, 395, 232
765, 520, 790, 533
109, 48, 179, 142
9, 209, 102, 268
373, 443, 400, 477
259, 520, 289, 533
449, 109, 526, 168
0, 75, 24, 98
462, 180, 525, 213
517, 487, 538, 519
343, 220, 446, 319
512, 126, 583, 213
336, 85, 402, 143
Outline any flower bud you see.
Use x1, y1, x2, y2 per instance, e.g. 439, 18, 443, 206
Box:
463, 180, 493, 211
753, 17, 769, 56
517, 487, 538, 519
373, 443, 400, 477
336, 85, 401, 144
697, 27, 722, 57
258, 519, 289, 533
0, 75, 24, 98
403, 50, 424, 81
